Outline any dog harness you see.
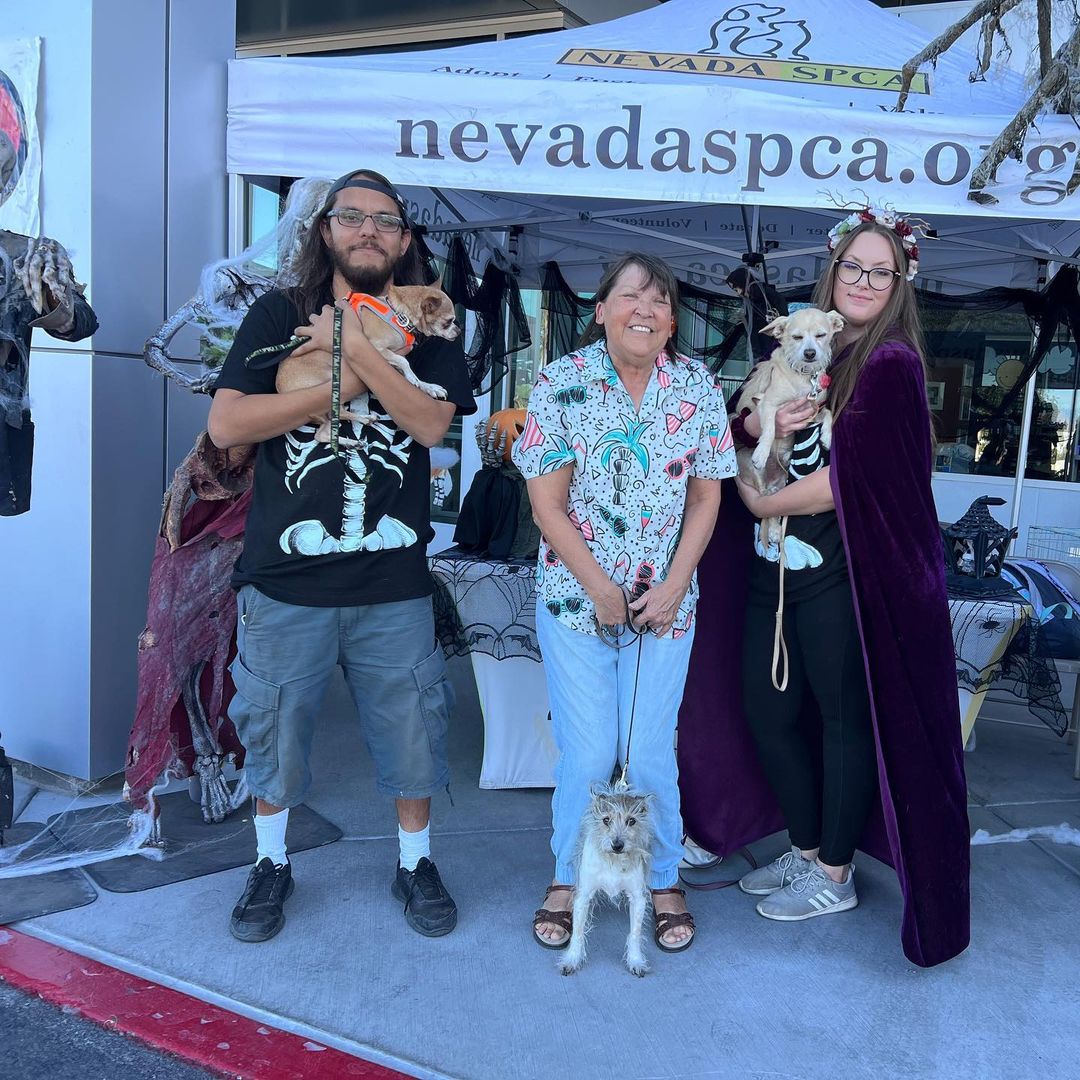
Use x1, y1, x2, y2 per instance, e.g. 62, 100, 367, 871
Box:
343, 292, 418, 350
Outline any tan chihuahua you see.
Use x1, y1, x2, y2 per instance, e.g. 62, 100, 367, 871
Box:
736, 306, 844, 542
277, 283, 460, 441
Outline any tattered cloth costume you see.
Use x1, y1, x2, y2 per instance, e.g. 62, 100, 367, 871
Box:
0, 230, 98, 516
126, 435, 254, 818
679, 340, 970, 968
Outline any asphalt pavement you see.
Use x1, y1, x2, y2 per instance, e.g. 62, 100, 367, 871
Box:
0, 979, 214, 1080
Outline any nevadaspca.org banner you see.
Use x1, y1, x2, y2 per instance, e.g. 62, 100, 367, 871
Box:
227, 66, 1079, 221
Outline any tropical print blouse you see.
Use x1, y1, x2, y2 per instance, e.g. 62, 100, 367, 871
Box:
512, 340, 736, 637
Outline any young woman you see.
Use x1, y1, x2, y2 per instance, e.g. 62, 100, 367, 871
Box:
679, 212, 969, 967
512, 253, 737, 955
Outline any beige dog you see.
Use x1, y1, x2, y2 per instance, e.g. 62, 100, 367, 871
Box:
277, 283, 460, 441
736, 306, 844, 542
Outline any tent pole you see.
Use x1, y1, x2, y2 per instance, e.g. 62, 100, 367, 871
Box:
1009, 260, 1047, 554
1009, 371, 1037, 555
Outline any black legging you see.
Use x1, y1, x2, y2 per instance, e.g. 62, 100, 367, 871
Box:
742, 579, 878, 866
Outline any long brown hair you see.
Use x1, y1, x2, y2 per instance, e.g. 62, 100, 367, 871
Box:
811, 222, 928, 420
577, 252, 681, 361
286, 168, 426, 319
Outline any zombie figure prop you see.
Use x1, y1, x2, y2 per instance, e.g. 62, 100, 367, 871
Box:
0, 230, 97, 515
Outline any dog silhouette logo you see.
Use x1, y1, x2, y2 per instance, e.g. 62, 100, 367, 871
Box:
701, 3, 812, 61
0, 69, 28, 207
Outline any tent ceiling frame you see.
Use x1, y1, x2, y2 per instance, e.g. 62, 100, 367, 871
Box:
592, 217, 746, 261
419, 199, 714, 236
236, 10, 576, 58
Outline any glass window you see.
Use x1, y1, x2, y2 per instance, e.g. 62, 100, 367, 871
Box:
923, 307, 1033, 477
1026, 331, 1078, 482
505, 288, 547, 408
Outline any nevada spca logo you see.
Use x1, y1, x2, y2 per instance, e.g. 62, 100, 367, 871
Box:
702, 4, 812, 62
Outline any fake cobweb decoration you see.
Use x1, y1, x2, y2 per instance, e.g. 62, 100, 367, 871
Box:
143, 176, 332, 393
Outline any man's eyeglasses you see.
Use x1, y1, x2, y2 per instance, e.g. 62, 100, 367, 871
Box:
834, 260, 899, 292
325, 209, 405, 233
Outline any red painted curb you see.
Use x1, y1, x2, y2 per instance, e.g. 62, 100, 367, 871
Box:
0, 927, 414, 1080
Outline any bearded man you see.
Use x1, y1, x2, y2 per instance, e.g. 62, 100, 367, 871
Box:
208, 169, 475, 943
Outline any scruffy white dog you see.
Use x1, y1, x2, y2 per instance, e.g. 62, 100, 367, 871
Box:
736, 306, 844, 542
559, 782, 655, 978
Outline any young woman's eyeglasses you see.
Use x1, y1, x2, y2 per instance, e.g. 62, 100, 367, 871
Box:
834, 260, 899, 292
325, 209, 405, 233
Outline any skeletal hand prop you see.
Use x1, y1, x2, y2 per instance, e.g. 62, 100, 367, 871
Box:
475, 421, 510, 468
14, 236, 84, 330
183, 660, 247, 824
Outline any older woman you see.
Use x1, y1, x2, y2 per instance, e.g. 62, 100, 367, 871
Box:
512, 252, 737, 954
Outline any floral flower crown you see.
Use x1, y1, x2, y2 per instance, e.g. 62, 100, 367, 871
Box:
826, 205, 934, 282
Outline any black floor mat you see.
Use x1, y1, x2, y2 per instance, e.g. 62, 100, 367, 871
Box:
47, 790, 341, 894
0, 822, 98, 923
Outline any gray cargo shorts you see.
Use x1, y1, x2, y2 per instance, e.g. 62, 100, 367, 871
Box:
228, 586, 452, 807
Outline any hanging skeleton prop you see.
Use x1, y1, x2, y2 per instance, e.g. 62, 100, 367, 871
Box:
143, 177, 332, 392
127, 179, 331, 825
1, 230, 97, 515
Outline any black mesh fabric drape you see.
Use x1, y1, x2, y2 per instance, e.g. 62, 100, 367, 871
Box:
438, 235, 531, 394
678, 280, 745, 369
540, 262, 595, 366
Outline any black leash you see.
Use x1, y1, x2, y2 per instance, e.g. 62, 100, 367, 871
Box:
329, 306, 343, 456
617, 628, 645, 790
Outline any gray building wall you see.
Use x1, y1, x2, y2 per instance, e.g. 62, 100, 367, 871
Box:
1, 0, 233, 778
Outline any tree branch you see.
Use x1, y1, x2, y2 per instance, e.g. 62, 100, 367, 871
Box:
969, 19, 1080, 203
1036, 0, 1052, 79
896, 0, 1024, 112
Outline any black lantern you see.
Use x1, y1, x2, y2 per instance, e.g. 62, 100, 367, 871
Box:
943, 496, 1018, 598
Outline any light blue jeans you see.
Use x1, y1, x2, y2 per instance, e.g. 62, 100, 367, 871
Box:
535, 605, 695, 890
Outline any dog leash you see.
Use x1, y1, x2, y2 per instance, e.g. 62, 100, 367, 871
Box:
678, 846, 759, 891
329, 306, 343, 456
771, 515, 790, 692
618, 629, 646, 790
595, 587, 647, 790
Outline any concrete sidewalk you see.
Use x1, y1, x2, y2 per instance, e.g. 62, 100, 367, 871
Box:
10, 658, 1080, 1080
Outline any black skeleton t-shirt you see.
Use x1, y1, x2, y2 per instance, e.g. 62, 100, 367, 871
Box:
213, 290, 475, 607
749, 422, 847, 603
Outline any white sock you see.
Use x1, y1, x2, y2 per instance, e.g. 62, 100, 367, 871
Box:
254, 807, 289, 867
398, 823, 430, 872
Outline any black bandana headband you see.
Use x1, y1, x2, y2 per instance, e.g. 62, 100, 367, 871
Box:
323, 175, 411, 227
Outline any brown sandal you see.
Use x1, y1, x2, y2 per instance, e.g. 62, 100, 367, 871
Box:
533, 885, 574, 950
652, 887, 696, 953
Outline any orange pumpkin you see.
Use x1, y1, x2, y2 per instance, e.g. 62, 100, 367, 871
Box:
482, 408, 527, 463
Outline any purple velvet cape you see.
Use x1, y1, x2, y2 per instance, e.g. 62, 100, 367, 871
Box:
678, 341, 970, 968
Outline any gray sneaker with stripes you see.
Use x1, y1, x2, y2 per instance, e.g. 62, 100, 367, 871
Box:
755, 863, 858, 921
738, 846, 814, 896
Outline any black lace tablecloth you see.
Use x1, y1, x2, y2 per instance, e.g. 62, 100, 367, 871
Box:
949, 593, 1067, 735
430, 547, 541, 662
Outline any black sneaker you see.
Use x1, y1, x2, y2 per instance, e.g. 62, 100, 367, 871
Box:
229, 858, 294, 943
391, 857, 458, 937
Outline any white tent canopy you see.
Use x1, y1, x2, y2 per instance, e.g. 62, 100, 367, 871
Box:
227, 0, 1080, 292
